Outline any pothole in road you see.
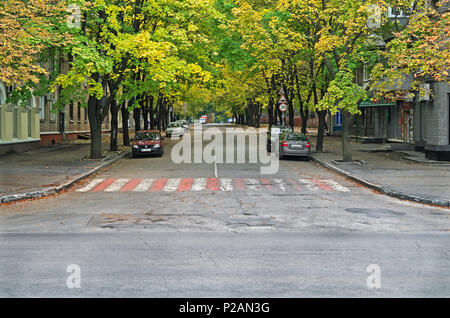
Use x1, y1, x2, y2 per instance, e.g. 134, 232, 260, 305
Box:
87, 212, 203, 229
345, 208, 406, 218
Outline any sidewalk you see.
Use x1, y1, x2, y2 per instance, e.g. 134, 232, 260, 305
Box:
310, 135, 450, 207
0, 134, 131, 204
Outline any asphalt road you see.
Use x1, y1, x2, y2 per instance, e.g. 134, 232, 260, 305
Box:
1, 124, 449, 297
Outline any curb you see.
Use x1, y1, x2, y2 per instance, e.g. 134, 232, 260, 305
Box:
311, 155, 450, 208
0, 150, 131, 204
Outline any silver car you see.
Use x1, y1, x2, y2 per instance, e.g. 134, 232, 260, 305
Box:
278, 132, 311, 159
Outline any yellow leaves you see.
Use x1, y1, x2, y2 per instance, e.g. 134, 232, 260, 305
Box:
315, 35, 343, 54
188, 64, 203, 74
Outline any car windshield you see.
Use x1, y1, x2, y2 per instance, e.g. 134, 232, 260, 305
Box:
168, 122, 180, 128
284, 133, 307, 141
135, 132, 160, 140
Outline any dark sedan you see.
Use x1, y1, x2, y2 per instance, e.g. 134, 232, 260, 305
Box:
131, 130, 164, 157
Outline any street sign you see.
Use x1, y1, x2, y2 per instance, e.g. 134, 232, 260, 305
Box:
278, 96, 287, 104
279, 103, 288, 112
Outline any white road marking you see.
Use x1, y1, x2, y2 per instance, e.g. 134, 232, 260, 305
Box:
133, 179, 155, 192
273, 179, 286, 191
76, 179, 104, 192
75, 177, 349, 194
321, 180, 350, 192
298, 179, 319, 191
220, 178, 233, 191
104, 178, 130, 192
246, 178, 261, 190
163, 178, 181, 192
214, 161, 218, 178
192, 178, 207, 191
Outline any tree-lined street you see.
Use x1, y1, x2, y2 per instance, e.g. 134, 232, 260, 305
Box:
0, 0, 449, 299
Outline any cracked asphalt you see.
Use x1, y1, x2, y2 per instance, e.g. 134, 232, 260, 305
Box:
0, 124, 449, 297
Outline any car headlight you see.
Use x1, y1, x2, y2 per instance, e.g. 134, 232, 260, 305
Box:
132, 145, 139, 149
153, 144, 160, 148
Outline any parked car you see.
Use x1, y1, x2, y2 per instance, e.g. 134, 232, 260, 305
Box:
131, 130, 164, 157
176, 120, 189, 129
166, 122, 186, 138
266, 125, 293, 152
278, 132, 311, 159
199, 115, 207, 124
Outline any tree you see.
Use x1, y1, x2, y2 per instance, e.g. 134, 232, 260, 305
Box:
371, 0, 450, 98
54, 0, 216, 158
0, 0, 70, 86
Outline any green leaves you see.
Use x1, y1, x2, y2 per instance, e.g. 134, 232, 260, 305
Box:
318, 69, 366, 115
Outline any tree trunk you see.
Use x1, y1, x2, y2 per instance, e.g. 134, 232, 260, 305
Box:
268, 103, 274, 127
110, 99, 119, 151
142, 95, 149, 130
157, 95, 162, 131
149, 95, 155, 130
342, 111, 354, 162
87, 95, 103, 159
316, 110, 326, 152
133, 107, 141, 132
121, 101, 130, 146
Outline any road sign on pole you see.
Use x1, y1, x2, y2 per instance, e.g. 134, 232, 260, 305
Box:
279, 103, 288, 112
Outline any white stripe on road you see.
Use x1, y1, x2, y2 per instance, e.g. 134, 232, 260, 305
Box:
320, 180, 350, 192
104, 178, 130, 192
220, 178, 233, 191
76, 179, 104, 192
163, 178, 181, 192
246, 178, 261, 190
133, 179, 155, 192
192, 178, 207, 191
273, 179, 286, 191
298, 179, 319, 191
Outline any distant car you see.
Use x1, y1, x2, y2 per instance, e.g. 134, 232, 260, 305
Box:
278, 132, 311, 160
266, 125, 293, 152
166, 122, 185, 138
199, 115, 207, 124
131, 130, 164, 157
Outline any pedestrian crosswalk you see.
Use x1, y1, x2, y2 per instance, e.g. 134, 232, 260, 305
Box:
76, 177, 350, 193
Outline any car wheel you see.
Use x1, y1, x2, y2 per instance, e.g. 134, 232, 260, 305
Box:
279, 151, 284, 160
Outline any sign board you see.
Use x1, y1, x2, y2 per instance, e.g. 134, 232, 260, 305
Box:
334, 109, 342, 131
278, 96, 287, 104
279, 103, 288, 112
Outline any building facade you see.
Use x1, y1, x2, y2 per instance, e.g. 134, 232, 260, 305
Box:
348, 3, 450, 160
0, 79, 135, 155
0, 82, 41, 155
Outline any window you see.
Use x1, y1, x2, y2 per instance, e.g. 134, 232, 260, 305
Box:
50, 56, 55, 73
84, 107, 88, 122
363, 63, 372, 81
50, 101, 56, 121
69, 102, 74, 121
77, 103, 81, 122
39, 96, 45, 120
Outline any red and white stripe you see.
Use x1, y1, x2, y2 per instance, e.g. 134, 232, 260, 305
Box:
76, 177, 350, 193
